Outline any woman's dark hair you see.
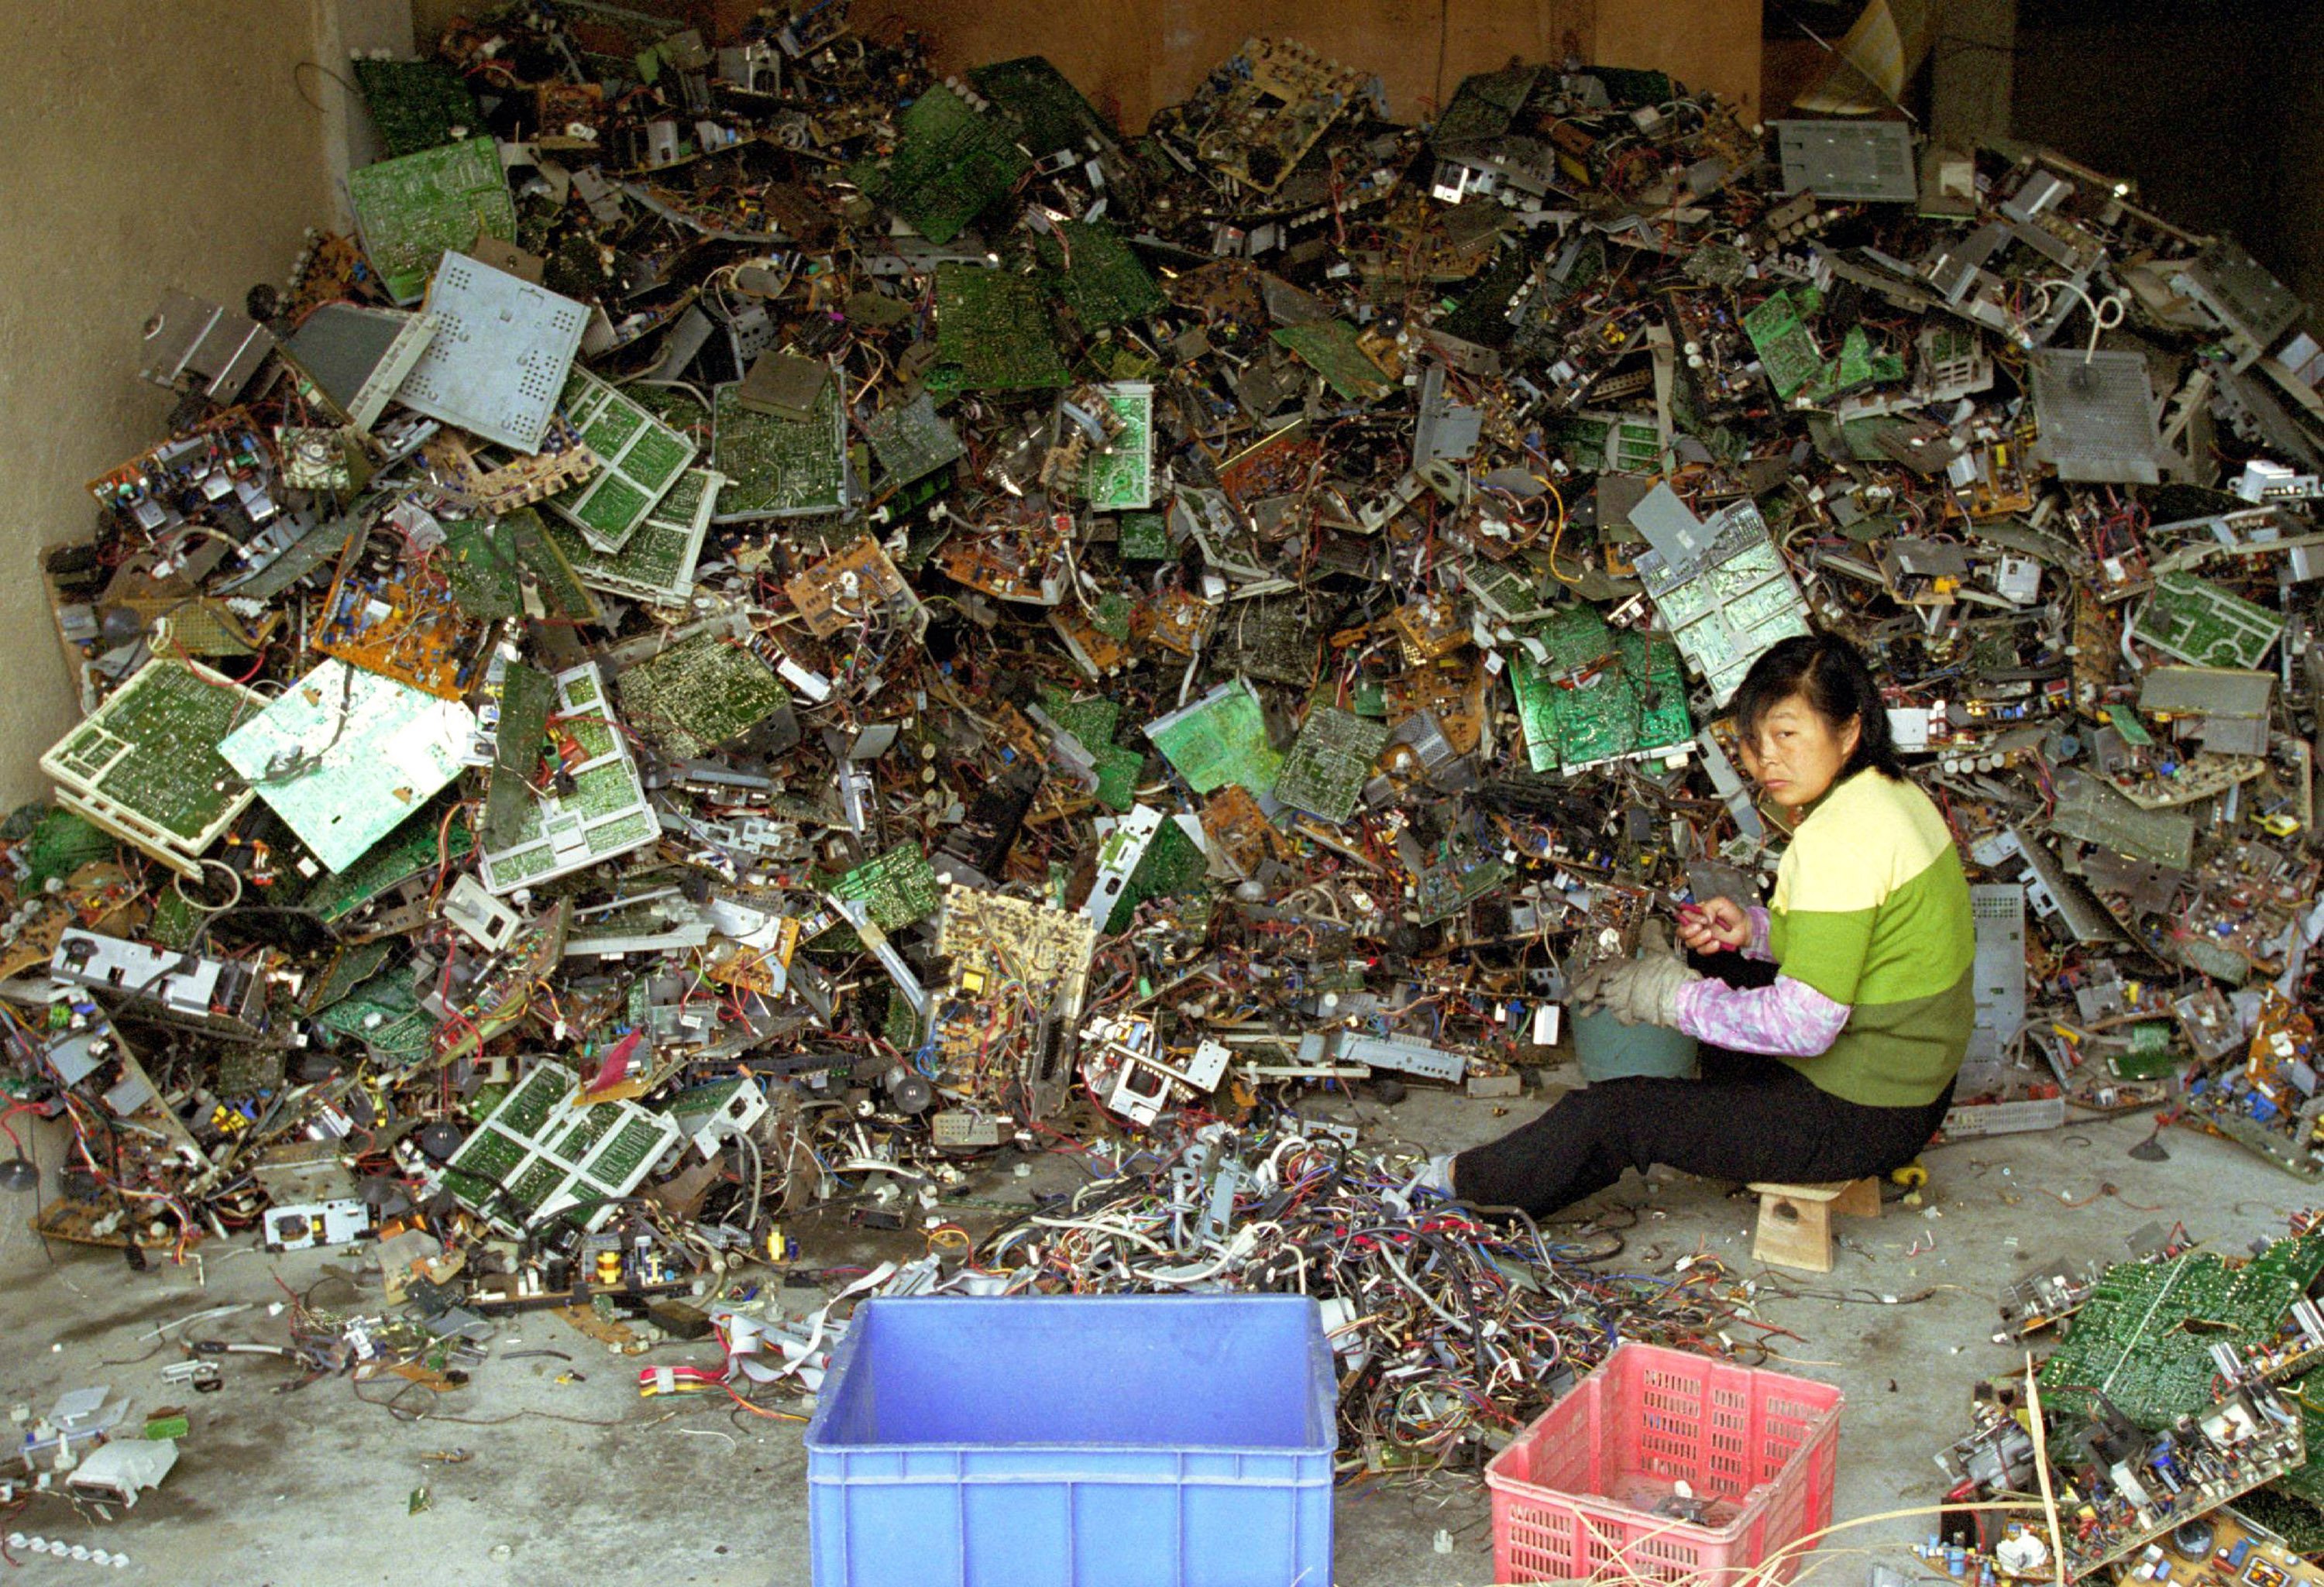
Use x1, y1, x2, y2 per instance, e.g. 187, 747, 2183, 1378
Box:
1731, 633, 1904, 781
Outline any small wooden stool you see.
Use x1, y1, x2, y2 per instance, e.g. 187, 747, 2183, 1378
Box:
1746, 1178, 1881, 1273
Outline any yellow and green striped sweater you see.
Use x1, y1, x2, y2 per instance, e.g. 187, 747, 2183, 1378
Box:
1765, 768, 1975, 1107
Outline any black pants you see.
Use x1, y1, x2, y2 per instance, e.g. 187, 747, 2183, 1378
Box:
1453, 949, 1955, 1217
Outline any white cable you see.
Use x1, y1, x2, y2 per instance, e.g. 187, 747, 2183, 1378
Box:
2032, 277, 2128, 364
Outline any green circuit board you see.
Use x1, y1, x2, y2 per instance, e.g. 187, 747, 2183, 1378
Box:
2037, 1229, 2324, 1427
1146, 679, 1282, 797
616, 632, 790, 758
849, 80, 1029, 246
831, 845, 943, 932
1040, 219, 1166, 331
547, 366, 697, 550
346, 136, 517, 304
1511, 606, 1693, 774
546, 467, 718, 607
930, 263, 1068, 393
1271, 319, 1391, 402
1116, 511, 1173, 560
352, 57, 480, 158
41, 655, 256, 857
1272, 706, 1389, 823
971, 54, 1112, 156
1743, 287, 1824, 400
2134, 571, 2286, 670
1081, 382, 1153, 510
712, 378, 851, 520
863, 392, 965, 488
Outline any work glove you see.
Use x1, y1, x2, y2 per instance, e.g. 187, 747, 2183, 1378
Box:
1570, 922, 1703, 1028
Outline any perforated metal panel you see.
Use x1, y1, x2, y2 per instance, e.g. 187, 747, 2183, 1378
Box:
395, 253, 587, 452
1774, 120, 1917, 202
1965, 883, 2026, 1073
2031, 348, 2163, 484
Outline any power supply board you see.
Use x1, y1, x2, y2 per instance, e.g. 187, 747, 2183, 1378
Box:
711, 376, 851, 520
616, 632, 789, 758
830, 845, 942, 932
40, 654, 260, 877
346, 138, 517, 304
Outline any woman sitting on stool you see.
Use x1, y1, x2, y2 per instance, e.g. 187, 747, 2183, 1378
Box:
1425, 632, 1975, 1217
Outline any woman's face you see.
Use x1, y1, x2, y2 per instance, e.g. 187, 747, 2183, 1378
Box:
1745, 694, 1860, 809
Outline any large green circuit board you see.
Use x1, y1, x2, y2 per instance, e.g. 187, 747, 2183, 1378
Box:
547, 366, 697, 551
849, 81, 1029, 246
1272, 706, 1388, 823
712, 378, 851, 520
1511, 606, 1692, 774
346, 136, 516, 304
545, 467, 719, 607
930, 263, 1068, 393
617, 632, 789, 758
2037, 1230, 2324, 1427
1040, 220, 1165, 331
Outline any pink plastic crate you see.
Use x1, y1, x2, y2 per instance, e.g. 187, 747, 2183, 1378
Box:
1486, 1343, 1843, 1586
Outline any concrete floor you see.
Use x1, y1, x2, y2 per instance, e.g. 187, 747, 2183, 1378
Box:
0, 1081, 2305, 1587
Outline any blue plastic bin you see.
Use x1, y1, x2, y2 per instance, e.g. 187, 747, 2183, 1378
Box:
1573, 1005, 1699, 1082
805, 1295, 1337, 1587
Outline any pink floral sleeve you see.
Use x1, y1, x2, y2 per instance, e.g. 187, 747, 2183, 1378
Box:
1671, 974, 1849, 1058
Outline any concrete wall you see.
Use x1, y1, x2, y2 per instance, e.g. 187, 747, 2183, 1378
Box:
0, 0, 339, 804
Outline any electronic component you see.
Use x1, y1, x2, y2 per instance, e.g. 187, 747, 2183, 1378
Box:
929, 263, 1068, 393
40, 654, 259, 878
1272, 706, 1388, 823
617, 633, 790, 758
547, 467, 720, 609
346, 138, 517, 304
262, 1199, 376, 1252
439, 1062, 681, 1234
711, 376, 851, 520
218, 658, 472, 873
2135, 572, 2286, 671
547, 366, 698, 551
51, 929, 267, 1039
477, 662, 657, 895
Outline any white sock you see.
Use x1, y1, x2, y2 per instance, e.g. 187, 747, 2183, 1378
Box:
1417, 1152, 1458, 1196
